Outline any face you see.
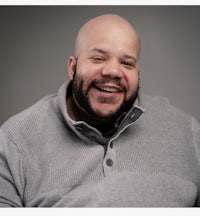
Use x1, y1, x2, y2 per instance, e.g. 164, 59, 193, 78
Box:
68, 23, 140, 121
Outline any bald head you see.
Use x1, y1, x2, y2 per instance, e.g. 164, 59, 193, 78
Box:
67, 14, 140, 122
74, 14, 140, 58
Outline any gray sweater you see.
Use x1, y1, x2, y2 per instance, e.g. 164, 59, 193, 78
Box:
0, 82, 200, 207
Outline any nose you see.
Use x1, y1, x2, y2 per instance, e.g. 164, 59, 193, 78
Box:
101, 60, 122, 79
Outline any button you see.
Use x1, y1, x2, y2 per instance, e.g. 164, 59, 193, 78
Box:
75, 126, 83, 131
131, 113, 135, 118
106, 158, 113, 167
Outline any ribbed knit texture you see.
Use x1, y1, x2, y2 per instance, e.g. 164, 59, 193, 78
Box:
0, 81, 200, 207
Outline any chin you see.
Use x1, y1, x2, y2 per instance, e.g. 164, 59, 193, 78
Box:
96, 112, 115, 118
92, 103, 121, 114
92, 108, 120, 119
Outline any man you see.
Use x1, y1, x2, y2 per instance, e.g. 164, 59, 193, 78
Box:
0, 14, 200, 207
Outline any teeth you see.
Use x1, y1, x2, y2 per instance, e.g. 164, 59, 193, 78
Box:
98, 86, 119, 93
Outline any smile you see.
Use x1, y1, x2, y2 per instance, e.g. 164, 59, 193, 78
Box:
95, 85, 122, 93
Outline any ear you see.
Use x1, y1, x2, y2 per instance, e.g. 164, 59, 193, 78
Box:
67, 56, 77, 80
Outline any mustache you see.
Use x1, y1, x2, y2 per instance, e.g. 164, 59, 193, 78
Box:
91, 78, 127, 92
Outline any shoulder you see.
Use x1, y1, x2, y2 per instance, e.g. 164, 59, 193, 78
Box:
137, 94, 200, 149
139, 94, 171, 109
139, 93, 200, 128
0, 94, 57, 138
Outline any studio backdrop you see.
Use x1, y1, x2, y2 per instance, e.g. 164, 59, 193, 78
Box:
0, 6, 200, 124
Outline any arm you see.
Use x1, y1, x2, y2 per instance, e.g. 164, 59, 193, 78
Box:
0, 130, 24, 207
192, 118, 200, 207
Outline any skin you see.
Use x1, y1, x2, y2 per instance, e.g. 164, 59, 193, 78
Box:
67, 14, 140, 133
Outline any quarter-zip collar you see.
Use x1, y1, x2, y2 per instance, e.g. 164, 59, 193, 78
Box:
56, 81, 144, 145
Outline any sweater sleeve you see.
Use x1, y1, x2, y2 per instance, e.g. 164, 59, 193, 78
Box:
0, 130, 24, 207
192, 118, 200, 207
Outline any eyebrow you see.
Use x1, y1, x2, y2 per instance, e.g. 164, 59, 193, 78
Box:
89, 48, 107, 55
89, 48, 137, 63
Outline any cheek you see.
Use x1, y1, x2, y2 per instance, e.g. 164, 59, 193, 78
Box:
77, 65, 102, 88
125, 73, 139, 97
75, 67, 92, 88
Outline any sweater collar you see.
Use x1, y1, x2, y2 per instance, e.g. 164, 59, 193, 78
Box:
56, 81, 144, 144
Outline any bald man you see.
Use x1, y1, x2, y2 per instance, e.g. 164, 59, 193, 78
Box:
0, 14, 200, 207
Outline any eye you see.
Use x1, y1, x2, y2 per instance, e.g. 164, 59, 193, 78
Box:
91, 56, 105, 63
121, 61, 135, 69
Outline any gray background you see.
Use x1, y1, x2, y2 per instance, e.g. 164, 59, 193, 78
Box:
0, 6, 200, 125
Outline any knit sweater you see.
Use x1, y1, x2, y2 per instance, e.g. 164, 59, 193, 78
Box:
0, 81, 200, 207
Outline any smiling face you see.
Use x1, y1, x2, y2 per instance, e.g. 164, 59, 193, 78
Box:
68, 14, 140, 121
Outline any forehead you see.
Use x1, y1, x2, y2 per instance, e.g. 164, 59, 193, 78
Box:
79, 24, 140, 59
75, 15, 140, 57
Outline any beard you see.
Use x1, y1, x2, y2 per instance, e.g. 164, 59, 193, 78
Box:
71, 70, 140, 122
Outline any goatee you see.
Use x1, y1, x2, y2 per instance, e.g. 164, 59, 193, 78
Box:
71, 71, 140, 122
